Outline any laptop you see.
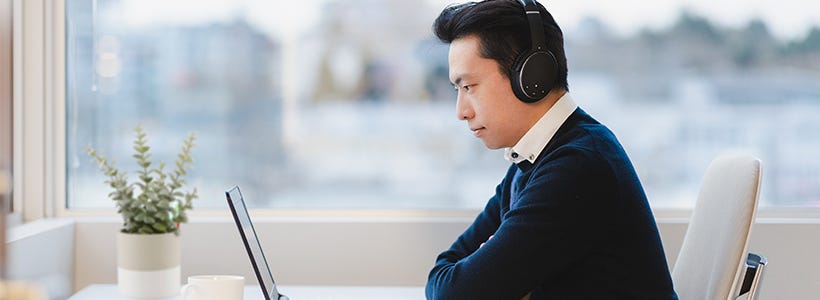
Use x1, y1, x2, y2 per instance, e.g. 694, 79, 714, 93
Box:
226, 186, 290, 300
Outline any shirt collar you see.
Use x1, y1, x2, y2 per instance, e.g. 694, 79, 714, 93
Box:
504, 93, 578, 165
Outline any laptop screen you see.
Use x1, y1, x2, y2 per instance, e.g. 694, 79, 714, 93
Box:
226, 186, 279, 300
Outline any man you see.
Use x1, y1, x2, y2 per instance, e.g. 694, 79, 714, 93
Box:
425, 0, 678, 299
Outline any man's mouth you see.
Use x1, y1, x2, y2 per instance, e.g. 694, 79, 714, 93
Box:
471, 127, 485, 136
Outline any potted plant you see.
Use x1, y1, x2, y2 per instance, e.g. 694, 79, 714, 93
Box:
86, 124, 197, 298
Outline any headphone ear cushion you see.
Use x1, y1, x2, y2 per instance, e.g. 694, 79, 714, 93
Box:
510, 50, 557, 103
510, 50, 534, 103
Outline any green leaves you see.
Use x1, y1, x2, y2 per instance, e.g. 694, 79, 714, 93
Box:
86, 124, 197, 235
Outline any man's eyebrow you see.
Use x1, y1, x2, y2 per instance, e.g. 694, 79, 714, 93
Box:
451, 76, 463, 87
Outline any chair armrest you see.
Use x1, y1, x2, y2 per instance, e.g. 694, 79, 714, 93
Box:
736, 252, 767, 299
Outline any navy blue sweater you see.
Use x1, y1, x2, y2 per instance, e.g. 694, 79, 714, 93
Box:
426, 109, 677, 299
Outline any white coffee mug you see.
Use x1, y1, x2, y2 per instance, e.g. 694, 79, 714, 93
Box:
180, 275, 244, 300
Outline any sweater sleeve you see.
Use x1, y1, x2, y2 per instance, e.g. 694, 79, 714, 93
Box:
425, 166, 511, 300
425, 147, 616, 300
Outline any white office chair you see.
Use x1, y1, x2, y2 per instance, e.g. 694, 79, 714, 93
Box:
671, 154, 766, 300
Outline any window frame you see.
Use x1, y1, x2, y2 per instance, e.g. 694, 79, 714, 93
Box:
11, 0, 820, 222
14, 0, 63, 222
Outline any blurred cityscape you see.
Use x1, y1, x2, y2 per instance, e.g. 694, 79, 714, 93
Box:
67, 0, 820, 209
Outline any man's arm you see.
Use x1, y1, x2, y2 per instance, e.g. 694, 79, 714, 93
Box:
425, 167, 511, 299
426, 147, 617, 300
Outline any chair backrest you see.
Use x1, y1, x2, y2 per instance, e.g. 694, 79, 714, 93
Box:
672, 154, 762, 300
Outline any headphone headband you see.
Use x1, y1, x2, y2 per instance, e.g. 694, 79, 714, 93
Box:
511, 0, 557, 103
519, 0, 546, 52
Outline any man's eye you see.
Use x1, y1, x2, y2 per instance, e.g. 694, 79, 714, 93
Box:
453, 84, 473, 92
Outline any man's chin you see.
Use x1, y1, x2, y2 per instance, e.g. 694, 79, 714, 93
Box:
480, 140, 505, 150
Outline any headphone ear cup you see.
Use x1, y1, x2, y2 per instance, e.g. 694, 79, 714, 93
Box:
510, 50, 557, 103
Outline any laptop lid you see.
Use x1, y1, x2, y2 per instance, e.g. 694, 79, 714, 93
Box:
226, 185, 282, 300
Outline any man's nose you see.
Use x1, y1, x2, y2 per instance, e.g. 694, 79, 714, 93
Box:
456, 94, 474, 120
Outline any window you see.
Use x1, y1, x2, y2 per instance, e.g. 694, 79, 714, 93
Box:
66, 0, 500, 210
66, 0, 820, 210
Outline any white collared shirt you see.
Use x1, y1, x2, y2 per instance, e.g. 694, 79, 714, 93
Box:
504, 93, 578, 164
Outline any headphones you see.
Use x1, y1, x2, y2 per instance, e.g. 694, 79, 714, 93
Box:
511, 0, 558, 103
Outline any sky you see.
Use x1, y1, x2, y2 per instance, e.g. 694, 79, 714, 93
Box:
117, 0, 820, 41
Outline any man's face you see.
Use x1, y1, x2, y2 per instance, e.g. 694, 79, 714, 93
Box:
448, 34, 531, 149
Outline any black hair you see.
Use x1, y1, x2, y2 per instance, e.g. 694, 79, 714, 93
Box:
433, 0, 569, 92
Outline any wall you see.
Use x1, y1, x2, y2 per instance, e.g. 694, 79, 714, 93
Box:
743, 220, 820, 298
1, 0, 13, 281
74, 216, 466, 289
0, 0, 11, 176
73, 216, 820, 299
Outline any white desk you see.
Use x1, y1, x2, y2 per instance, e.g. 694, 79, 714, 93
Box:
69, 284, 425, 300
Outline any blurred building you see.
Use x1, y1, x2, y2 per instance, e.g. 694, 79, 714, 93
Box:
68, 0, 285, 207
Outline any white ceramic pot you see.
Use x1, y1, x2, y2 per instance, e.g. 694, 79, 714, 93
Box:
117, 232, 180, 298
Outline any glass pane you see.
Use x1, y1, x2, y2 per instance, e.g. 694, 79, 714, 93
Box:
66, 0, 820, 210
66, 0, 505, 209
560, 12, 820, 208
